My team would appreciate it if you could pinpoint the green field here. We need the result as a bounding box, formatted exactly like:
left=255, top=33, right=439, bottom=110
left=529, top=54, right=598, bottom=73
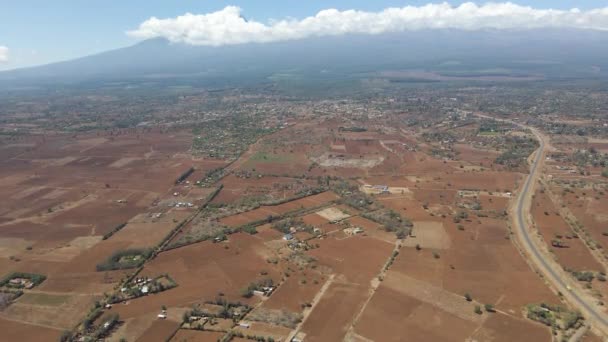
left=18, top=293, right=69, bottom=306
left=248, top=152, right=294, bottom=164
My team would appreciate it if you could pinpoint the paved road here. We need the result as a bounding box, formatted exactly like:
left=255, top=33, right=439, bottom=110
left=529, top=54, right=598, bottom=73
left=484, top=115, right=608, bottom=336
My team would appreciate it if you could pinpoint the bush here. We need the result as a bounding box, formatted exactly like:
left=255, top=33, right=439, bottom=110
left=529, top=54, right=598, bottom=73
left=474, top=305, right=482, bottom=315
left=484, top=304, right=495, bottom=312
left=572, top=271, right=594, bottom=282
left=241, top=225, right=258, bottom=235
left=464, top=293, right=472, bottom=301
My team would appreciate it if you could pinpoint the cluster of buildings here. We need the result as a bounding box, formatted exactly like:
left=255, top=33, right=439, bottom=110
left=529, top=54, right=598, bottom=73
left=7, top=277, right=35, bottom=289
left=119, top=277, right=154, bottom=298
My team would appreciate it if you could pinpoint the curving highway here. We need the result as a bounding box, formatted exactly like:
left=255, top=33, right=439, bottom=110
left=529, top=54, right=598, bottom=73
left=489, top=115, right=608, bottom=337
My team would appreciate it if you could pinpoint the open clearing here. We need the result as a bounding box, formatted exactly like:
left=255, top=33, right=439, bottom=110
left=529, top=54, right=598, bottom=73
left=402, top=221, right=451, bottom=250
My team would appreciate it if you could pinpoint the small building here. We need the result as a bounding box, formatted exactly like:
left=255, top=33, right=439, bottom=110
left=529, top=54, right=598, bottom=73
left=283, top=234, right=294, bottom=241
left=9, top=278, right=23, bottom=285
left=141, top=286, right=149, bottom=294
left=372, top=185, right=389, bottom=193
left=157, top=313, right=167, bottom=319
left=344, top=227, right=363, bottom=236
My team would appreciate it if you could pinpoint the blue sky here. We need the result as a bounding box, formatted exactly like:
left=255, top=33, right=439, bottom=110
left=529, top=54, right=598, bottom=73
left=1, top=1, right=607, bottom=70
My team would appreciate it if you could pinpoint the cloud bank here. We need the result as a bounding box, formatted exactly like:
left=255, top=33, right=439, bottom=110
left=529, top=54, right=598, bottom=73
left=128, top=2, right=608, bottom=46
left=0, top=46, right=8, bottom=63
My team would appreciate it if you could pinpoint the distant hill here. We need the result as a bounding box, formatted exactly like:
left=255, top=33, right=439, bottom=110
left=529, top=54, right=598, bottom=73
left=1, top=29, right=608, bottom=89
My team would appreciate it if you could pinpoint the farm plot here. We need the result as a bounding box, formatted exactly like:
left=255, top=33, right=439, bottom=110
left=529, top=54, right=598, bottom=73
left=306, top=234, right=393, bottom=285
left=299, top=282, right=369, bottom=342
left=353, top=284, right=478, bottom=342
left=262, top=268, right=326, bottom=313
left=0, top=317, right=62, bottom=341
left=135, top=319, right=180, bottom=342
left=107, top=233, right=282, bottom=320
left=392, top=216, right=561, bottom=314
left=402, top=221, right=451, bottom=250
left=532, top=191, right=602, bottom=272
left=219, top=192, right=339, bottom=228
left=3, top=292, right=99, bottom=330
left=170, top=329, right=225, bottom=342
left=315, top=207, right=350, bottom=222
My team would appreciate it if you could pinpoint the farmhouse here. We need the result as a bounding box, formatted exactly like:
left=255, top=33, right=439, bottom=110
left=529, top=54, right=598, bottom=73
left=372, top=185, right=389, bottom=193
left=344, top=227, right=364, bottom=236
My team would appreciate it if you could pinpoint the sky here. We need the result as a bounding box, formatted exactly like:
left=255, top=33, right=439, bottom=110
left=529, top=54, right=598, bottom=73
left=1, top=0, right=608, bottom=70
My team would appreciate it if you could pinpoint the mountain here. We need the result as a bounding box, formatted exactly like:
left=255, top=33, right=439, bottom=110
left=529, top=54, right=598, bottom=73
left=1, top=29, right=608, bottom=89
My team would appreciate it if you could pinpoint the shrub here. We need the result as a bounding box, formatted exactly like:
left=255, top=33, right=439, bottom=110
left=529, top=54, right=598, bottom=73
left=572, top=271, right=594, bottom=282
left=241, top=225, right=258, bottom=235
left=474, top=305, right=482, bottom=315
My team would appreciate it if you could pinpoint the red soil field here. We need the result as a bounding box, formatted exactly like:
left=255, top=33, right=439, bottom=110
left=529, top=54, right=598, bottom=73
left=262, top=269, right=326, bottom=313
left=532, top=191, right=602, bottom=272
left=170, top=329, right=225, bottom=342
left=454, top=143, right=500, bottom=166
left=300, top=282, right=368, bottom=342
left=560, top=188, right=608, bottom=250
left=393, top=216, right=561, bottom=314
left=306, top=235, right=393, bottom=285
left=135, top=319, right=180, bottom=342
left=354, top=285, right=480, bottom=342
left=219, top=192, right=339, bottom=227
left=472, top=314, right=551, bottom=342
left=0, top=317, right=63, bottom=341
left=109, top=233, right=281, bottom=319
left=212, top=175, right=315, bottom=204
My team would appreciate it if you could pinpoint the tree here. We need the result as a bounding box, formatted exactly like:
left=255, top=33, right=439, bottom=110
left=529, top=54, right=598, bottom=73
left=161, top=305, right=167, bottom=311
left=484, top=304, right=495, bottom=312
left=464, top=293, right=472, bottom=301
left=474, top=305, right=483, bottom=315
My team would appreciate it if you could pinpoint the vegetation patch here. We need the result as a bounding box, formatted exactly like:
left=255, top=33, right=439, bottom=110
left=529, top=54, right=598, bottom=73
left=526, top=303, right=583, bottom=338
left=0, top=272, right=46, bottom=289
left=240, top=278, right=275, bottom=298
left=249, top=152, right=294, bottom=164
left=362, top=209, right=413, bottom=239
left=246, top=307, right=303, bottom=329
left=107, top=274, right=177, bottom=303
left=96, top=248, right=152, bottom=271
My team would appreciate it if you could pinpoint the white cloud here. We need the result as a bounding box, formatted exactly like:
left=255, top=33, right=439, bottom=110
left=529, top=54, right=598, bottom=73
left=128, top=3, right=608, bottom=46
left=0, top=46, right=8, bottom=63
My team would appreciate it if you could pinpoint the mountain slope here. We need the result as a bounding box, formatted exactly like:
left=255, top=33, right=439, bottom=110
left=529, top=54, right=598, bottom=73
left=1, top=29, right=608, bottom=88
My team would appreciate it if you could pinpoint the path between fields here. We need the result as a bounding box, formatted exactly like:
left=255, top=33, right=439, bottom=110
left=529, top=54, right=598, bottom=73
left=475, top=113, right=608, bottom=337
left=285, top=274, right=335, bottom=342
